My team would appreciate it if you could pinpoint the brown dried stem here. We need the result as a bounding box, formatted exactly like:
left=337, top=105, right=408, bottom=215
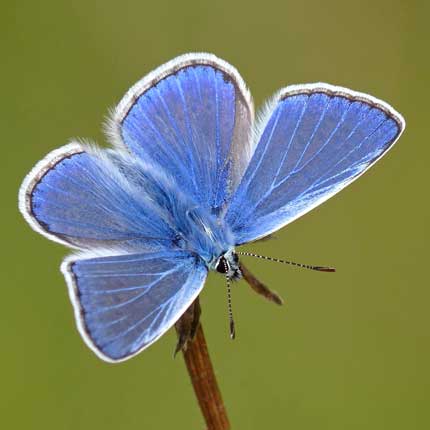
left=177, top=312, right=230, bottom=430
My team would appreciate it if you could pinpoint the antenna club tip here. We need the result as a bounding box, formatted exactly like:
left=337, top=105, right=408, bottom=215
left=229, top=322, right=236, bottom=339
left=315, top=266, right=336, bottom=272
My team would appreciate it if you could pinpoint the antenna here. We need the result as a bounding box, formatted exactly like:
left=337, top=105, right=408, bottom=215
left=223, top=259, right=236, bottom=339
left=238, top=251, right=335, bottom=272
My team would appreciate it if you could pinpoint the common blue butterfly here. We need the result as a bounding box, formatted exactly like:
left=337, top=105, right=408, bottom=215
left=19, top=53, right=405, bottom=362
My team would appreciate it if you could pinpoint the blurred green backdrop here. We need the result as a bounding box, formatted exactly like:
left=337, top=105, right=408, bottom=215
left=2, top=1, right=429, bottom=429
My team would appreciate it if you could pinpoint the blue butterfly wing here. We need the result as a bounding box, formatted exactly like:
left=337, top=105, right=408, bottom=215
left=19, top=143, right=177, bottom=250
left=225, top=84, right=405, bottom=244
left=109, top=53, right=254, bottom=213
left=62, top=250, right=207, bottom=362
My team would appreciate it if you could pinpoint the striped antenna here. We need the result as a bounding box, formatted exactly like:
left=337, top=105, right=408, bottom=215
left=223, top=259, right=236, bottom=339
left=238, top=251, right=335, bottom=273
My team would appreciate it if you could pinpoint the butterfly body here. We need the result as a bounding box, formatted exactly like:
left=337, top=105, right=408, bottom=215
left=83, top=146, right=236, bottom=266
left=19, top=53, right=404, bottom=362
left=164, top=202, right=234, bottom=269
left=116, top=155, right=244, bottom=279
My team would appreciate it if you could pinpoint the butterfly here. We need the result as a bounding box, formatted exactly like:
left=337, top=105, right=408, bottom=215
left=19, top=53, right=405, bottom=362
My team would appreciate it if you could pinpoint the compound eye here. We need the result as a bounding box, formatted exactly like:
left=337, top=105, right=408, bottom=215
left=215, top=256, right=228, bottom=274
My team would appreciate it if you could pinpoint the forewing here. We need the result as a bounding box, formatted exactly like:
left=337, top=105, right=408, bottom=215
left=62, top=250, right=207, bottom=362
left=108, top=53, right=254, bottom=213
left=225, top=84, right=405, bottom=244
left=19, top=143, right=176, bottom=250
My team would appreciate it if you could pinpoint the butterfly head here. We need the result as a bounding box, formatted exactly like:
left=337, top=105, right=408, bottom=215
left=214, top=249, right=242, bottom=280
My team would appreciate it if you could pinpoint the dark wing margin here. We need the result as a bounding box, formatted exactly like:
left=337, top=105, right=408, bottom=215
left=61, top=250, right=207, bottom=362
left=105, top=53, right=255, bottom=212
left=225, top=83, right=405, bottom=245
left=18, top=143, right=177, bottom=251
left=19, top=143, right=85, bottom=249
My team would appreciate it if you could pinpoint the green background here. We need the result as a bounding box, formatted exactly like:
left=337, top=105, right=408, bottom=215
left=3, top=1, right=429, bottom=429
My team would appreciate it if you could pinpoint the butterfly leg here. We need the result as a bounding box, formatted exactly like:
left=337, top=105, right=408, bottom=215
left=240, top=263, right=284, bottom=305
left=174, top=297, right=201, bottom=356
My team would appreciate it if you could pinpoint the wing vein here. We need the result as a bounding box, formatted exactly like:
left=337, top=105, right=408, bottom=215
left=272, top=95, right=311, bottom=186
left=287, top=116, right=390, bottom=204
left=91, top=266, right=182, bottom=313
left=288, top=100, right=354, bottom=179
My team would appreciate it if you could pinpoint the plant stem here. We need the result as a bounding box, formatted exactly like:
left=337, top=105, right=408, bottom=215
left=179, top=321, right=230, bottom=430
